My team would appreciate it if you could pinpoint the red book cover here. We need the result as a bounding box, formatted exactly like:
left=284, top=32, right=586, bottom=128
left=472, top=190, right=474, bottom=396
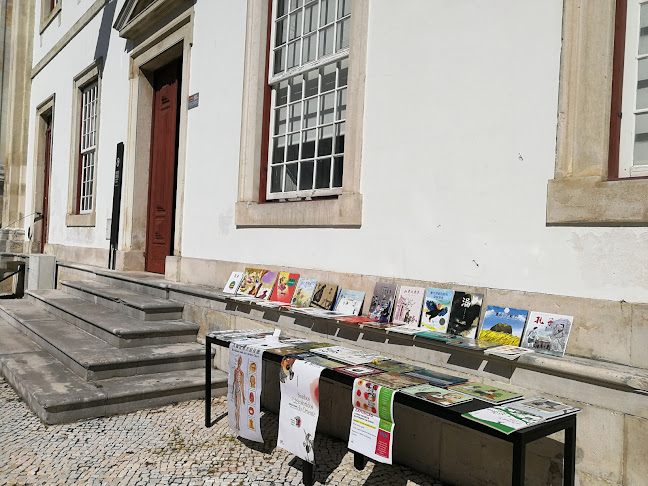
left=270, top=272, right=300, bottom=303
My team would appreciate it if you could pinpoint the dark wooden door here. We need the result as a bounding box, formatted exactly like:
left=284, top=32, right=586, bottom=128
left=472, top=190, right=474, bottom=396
left=146, top=60, right=181, bottom=274
left=41, top=116, right=52, bottom=254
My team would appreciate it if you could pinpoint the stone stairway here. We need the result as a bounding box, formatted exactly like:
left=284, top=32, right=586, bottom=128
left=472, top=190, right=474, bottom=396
left=0, top=278, right=227, bottom=424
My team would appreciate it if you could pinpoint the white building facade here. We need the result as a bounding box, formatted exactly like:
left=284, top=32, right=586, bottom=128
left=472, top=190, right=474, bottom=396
left=6, top=0, right=648, bottom=484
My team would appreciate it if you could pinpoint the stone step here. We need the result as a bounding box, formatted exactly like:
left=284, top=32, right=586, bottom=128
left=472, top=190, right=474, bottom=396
left=0, top=300, right=211, bottom=380
left=61, top=280, right=184, bottom=321
left=0, top=350, right=227, bottom=424
left=26, top=289, right=198, bottom=348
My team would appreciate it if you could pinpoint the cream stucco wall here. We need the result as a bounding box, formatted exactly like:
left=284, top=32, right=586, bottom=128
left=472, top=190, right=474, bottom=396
left=22, top=0, right=648, bottom=305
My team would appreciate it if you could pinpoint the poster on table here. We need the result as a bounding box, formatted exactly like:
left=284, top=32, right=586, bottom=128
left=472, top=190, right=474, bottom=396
left=228, top=343, right=264, bottom=442
left=347, top=378, right=396, bottom=464
left=277, top=358, right=324, bottom=463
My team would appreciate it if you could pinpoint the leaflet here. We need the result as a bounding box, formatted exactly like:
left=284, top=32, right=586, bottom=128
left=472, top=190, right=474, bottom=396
left=277, top=358, right=324, bottom=464
left=227, top=343, right=264, bottom=442
left=348, top=378, right=396, bottom=464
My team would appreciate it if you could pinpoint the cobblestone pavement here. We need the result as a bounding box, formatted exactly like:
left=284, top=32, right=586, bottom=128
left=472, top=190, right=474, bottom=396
left=0, top=378, right=446, bottom=486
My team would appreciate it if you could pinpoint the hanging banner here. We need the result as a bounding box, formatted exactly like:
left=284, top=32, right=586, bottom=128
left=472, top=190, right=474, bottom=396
left=348, top=378, right=396, bottom=464
left=228, top=343, right=264, bottom=442
left=277, top=358, right=324, bottom=464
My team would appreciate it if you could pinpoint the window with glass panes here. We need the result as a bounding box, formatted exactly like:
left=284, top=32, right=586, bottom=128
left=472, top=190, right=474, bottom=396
left=267, top=0, right=351, bottom=200
left=78, top=82, right=98, bottom=214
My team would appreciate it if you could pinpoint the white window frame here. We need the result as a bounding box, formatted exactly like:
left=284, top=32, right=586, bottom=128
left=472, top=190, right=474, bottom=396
left=67, top=61, right=101, bottom=227
left=266, top=0, right=351, bottom=201
left=79, top=82, right=98, bottom=214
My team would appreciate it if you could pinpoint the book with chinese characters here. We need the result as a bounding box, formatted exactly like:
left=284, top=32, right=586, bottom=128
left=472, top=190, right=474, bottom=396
left=520, top=312, right=573, bottom=357
left=392, top=286, right=425, bottom=326
left=255, top=270, right=278, bottom=300
left=290, top=278, right=318, bottom=307
left=421, top=288, right=454, bottom=332
left=237, top=268, right=264, bottom=296
left=310, top=283, right=339, bottom=310
left=334, top=289, right=365, bottom=316
left=448, top=382, right=523, bottom=404
left=400, top=384, right=473, bottom=407
left=223, top=271, right=244, bottom=295
left=478, top=306, right=529, bottom=347
left=447, top=291, right=484, bottom=339
left=270, top=272, right=300, bottom=303
left=367, top=282, right=398, bottom=323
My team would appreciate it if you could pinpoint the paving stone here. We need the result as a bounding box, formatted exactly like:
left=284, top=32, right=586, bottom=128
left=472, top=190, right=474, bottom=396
left=0, top=377, right=448, bottom=485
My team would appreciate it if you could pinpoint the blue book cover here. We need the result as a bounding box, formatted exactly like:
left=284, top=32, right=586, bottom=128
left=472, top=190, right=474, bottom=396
left=478, top=306, right=529, bottom=346
left=421, top=288, right=454, bottom=332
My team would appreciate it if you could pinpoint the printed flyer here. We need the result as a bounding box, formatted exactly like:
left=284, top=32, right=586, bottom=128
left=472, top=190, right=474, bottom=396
left=348, top=378, right=396, bottom=465
left=228, top=343, right=264, bottom=442
left=277, top=358, right=324, bottom=464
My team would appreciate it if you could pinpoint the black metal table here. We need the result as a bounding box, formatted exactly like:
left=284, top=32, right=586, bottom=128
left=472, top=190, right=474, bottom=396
left=205, top=334, right=576, bottom=486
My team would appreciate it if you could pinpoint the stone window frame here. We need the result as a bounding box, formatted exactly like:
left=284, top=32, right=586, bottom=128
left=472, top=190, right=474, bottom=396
left=547, top=0, right=648, bottom=225
left=40, top=0, right=61, bottom=34
left=66, top=60, right=101, bottom=228
left=235, top=0, right=368, bottom=227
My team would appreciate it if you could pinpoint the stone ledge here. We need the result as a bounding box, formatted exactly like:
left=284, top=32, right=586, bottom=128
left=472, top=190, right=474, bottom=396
left=547, top=177, right=648, bottom=225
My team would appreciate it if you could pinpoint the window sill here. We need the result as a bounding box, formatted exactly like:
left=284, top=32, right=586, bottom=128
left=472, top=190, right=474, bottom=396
left=40, top=4, right=61, bottom=34
left=66, top=212, right=96, bottom=228
left=547, top=177, right=648, bottom=225
left=235, top=193, right=362, bottom=227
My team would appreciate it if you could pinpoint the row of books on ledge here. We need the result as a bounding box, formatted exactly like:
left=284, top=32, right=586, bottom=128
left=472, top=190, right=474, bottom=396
left=208, top=328, right=580, bottom=435
left=222, top=268, right=574, bottom=359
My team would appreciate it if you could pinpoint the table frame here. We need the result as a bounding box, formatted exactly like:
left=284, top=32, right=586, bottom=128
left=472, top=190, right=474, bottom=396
left=205, top=335, right=576, bottom=486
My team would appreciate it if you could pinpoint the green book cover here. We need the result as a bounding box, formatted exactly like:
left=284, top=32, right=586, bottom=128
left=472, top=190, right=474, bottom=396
left=463, top=406, right=544, bottom=434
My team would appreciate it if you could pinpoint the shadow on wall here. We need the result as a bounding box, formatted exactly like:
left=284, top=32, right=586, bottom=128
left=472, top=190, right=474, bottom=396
left=94, top=0, right=118, bottom=66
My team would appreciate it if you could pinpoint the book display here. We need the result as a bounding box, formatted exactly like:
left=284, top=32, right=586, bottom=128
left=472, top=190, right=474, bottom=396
left=223, top=271, right=244, bottom=294
left=256, top=271, right=278, bottom=300
left=291, top=278, right=318, bottom=307
left=270, top=272, right=300, bottom=303
left=400, top=384, right=473, bottom=407
left=334, top=289, right=365, bottom=316
left=311, top=283, right=339, bottom=310
left=447, top=292, right=483, bottom=338
left=448, top=382, right=523, bottom=404
left=421, top=288, right=454, bottom=332
left=392, top=286, right=425, bottom=326
left=238, top=268, right=264, bottom=296
left=520, top=312, right=573, bottom=357
left=478, top=306, right=529, bottom=346
left=367, top=283, right=397, bottom=322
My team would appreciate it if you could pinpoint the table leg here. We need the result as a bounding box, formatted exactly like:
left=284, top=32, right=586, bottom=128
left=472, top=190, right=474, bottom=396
left=564, top=419, right=577, bottom=486
left=303, top=460, right=314, bottom=486
left=512, top=439, right=526, bottom=486
left=353, top=452, right=367, bottom=471
left=205, top=340, right=212, bottom=428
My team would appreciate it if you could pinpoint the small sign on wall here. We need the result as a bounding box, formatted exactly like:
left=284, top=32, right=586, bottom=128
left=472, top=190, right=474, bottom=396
left=188, top=93, right=199, bottom=110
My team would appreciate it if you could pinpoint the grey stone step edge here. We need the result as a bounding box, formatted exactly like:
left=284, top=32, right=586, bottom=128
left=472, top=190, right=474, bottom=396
left=61, top=280, right=183, bottom=321
left=57, top=261, right=648, bottom=393
left=0, top=351, right=227, bottom=425
left=26, top=290, right=198, bottom=348
left=0, top=302, right=212, bottom=381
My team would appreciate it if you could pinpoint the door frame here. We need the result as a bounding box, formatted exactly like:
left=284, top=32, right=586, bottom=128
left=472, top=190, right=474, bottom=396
left=30, top=95, right=56, bottom=254
left=119, top=11, right=193, bottom=272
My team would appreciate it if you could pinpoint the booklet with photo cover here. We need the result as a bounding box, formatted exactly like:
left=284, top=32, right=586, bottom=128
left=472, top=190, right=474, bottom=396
left=368, top=282, right=398, bottom=323
left=255, top=271, right=278, bottom=300
left=369, top=360, right=421, bottom=374
left=448, top=382, right=523, bottom=404
left=334, top=289, right=366, bottom=316
left=270, top=272, right=300, bottom=303
left=400, top=384, right=473, bottom=407
left=336, top=365, right=385, bottom=378
left=447, top=292, right=484, bottom=339
left=463, top=406, right=544, bottom=435
left=404, top=369, right=468, bottom=388
left=392, top=286, right=425, bottom=326
left=478, top=306, right=529, bottom=347
left=506, top=397, right=580, bottom=420
left=310, top=283, right=339, bottom=310
left=291, top=278, right=318, bottom=307
left=520, top=312, right=574, bottom=357
left=369, top=372, right=426, bottom=390
left=223, top=271, right=244, bottom=295
left=421, top=288, right=454, bottom=332
left=238, top=268, right=265, bottom=296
